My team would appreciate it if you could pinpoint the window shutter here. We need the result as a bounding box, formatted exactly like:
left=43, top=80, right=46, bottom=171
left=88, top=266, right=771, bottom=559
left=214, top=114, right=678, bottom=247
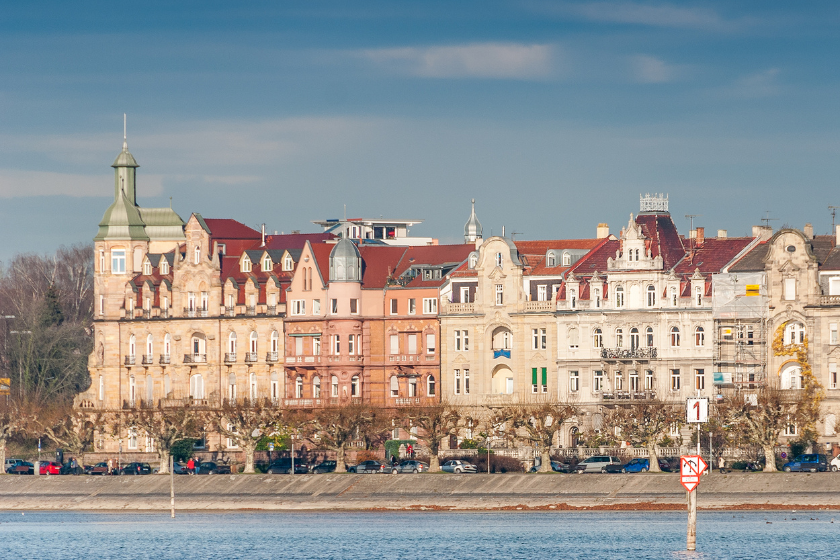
left=541, top=368, right=547, bottom=386
left=532, top=368, right=537, bottom=385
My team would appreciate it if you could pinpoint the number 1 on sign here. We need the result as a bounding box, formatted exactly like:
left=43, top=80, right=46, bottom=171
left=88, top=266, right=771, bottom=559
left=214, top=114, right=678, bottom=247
left=686, top=398, right=708, bottom=423
left=693, top=400, right=700, bottom=421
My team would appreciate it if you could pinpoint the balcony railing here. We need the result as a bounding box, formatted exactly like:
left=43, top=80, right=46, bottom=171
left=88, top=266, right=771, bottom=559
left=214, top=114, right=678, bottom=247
left=142, top=310, right=151, bottom=319
left=224, top=306, right=236, bottom=317
left=124, top=355, right=136, bottom=366
left=183, top=353, right=207, bottom=364
left=160, top=309, right=169, bottom=319
left=600, top=347, right=658, bottom=360
left=267, top=305, right=277, bottom=315
left=493, top=349, right=511, bottom=359
left=224, top=353, right=237, bottom=363
left=524, top=301, right=555, bottom=312
left=821, top=295, right=840, bottom=306
left=159, top=354, right=171, bottom=365
left=441, top=303, right=475, bottom=315
left=601, top=390, right=657, bottom=401
left=266, top=352, right=279, bottom=362
left=246, top=306, right=256, bottom=316
left=244, top=352, right=258, bottom=363
left=184, top=308, right=196, bottom=318
left=141, top=354, right=155, bottom=365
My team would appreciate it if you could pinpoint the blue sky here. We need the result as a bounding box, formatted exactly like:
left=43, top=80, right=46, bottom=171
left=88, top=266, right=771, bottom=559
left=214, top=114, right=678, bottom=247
left=1, top=1, right=839, bottom=260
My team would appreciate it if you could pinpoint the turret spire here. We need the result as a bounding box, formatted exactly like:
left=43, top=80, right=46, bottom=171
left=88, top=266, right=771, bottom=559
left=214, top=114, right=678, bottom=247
left=464, top=198, right=483, bottom=243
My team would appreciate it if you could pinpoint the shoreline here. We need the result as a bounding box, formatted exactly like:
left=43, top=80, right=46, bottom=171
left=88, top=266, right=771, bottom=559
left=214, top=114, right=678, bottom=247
left=2, top=472, right=839, bottom=512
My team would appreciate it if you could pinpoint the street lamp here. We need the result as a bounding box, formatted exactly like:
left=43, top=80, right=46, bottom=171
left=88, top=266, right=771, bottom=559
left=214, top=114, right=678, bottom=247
left=290, top=433, right=297, bottom=476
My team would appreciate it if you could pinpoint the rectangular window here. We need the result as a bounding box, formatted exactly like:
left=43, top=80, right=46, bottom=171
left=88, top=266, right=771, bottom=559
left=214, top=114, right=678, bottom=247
left=541, top=367, right=547, bottom=392
left=593, top=370, right=603, bottom=392
left=350, top=299, right=358, bottom=314
left=348, top=335, right=355, bottom=355
left=671, top=369, right=681, bottom=391
left=537, top=285, right=547, bottom=301
left=99, top=250, right=105, bottom=272
left=830, top=363, right=837, bottom=390
left=831, top=323, right=838, bottom=345
left=408, top=298, right=416, bottom=314
left=463, top=330, right=469, bottom=351
left=614, top=371, right=623, bottom=391
left=532, top=329, right=539, bottom=350
left=495, top=284, right=504, bottom=305
left=295, top=337, right=304, bottom=356
left=313, top=336, right=321, bottom=355
left=629, top=370, right=639, bottom=391
left=333, top=335, right=340, bottom=355
left=312, top=299, right=321, bottom=315
left=291, top=300, right=306, bottom=316
left=784, top=278, right=796, bottom=301
left=426, top=333, right=435, bottom=354
left=99, top=295, right=105, bottom=316
left=390, top=334, right=399, bottom=355
left=111, top=249, right=126, bottom=273
left=831, top=277, right=840, bottom=296
left=422, top=298, right=438, bottom=314
left=569, top=371, right=579, bottom=392
left=454, top=370, right=461, bottom=395
left=390, top=299, right=398, bottom=315
left=330, top=299, right=338, bottom=314
left=532, top=368, right=538, bottom=393
left=408, top=378, right=417, bottom=397
left=464, top=370, right=470, bottom=395
left=695, top=369, right=705, bottom=390
left=645, top=370, right=654, bottom=390
left=460, top=287, right=470, bottom=303
left=407, top=334, right=417, bottom=354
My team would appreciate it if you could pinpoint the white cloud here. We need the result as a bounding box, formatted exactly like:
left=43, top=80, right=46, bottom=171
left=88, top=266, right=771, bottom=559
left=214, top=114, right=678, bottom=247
left=360, top=43, right=555, bottom=79
left=560, top=1, right=726, bottom=29
left=0, top=170, right=164, bottom=198
left=630, top=55, right=680, bottom=83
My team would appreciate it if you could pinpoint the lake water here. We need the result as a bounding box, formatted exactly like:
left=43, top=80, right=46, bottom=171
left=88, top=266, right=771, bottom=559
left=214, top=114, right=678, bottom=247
left=0, top=510, right=836, bottom=559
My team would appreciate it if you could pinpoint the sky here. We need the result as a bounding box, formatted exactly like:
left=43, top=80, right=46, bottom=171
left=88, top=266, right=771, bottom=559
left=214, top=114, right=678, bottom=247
left=1, top=1, right=839, bottom=261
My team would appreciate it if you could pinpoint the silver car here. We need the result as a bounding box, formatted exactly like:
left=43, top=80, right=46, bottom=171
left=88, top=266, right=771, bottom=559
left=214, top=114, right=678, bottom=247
left=441, top=460, right=477, bottom=474
left=574, top=456, right=622, bottom=473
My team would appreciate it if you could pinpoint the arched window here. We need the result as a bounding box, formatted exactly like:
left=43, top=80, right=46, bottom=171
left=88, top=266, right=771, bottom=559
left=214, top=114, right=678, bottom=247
left=271, top=331, right=280, bottom=357
left=129, top=374, right=136, bottom=403
left=249, top=372, right=257, bottom=400
left=630, top=328, right=639, bottom=350
left=295, top=376, right=303, bottom=398
left=194, top=245, right=201, bottom=265
left=270, top=371, right=279, bottom=401
left=128, top=334, right=136, bottom=357
left=228, top=332, right=237, bottom=355
left=331, top=375, right=339, bottom=397
left=694, top=326, right=705, bottom=347
left=146, top=334, right=153, bottom=358
left=228, top=372, right=237, bottom=400
left=646, top=285, right=656, bottom=307
left=593, top=328, right=603, bottom=348
left=781, top=365, right=801, bottom=390
left=670, top=326, right=681, bottom=347
left=143, top=260, right=152, bottom=275
left=351, top=375, right=360, bottom=397
left=615, top=328, right=624, bottom=348
left=190, top=374, right=204, bottom=399
left=263, top=255, right=272, bottom=271
left=547, top=253, right=556, bottom=267
left=614, top=285, right=624, bottom=308
left=562, top=252, right=571, bottom=266
left=469, top=254, right=477, bottom=268
left=249, top=331, right=258, bottom=354
left=427, top=375, right=436, bottom=396
left=241, top=255, right=251, bottom=273
left=646, top=327, right=654, bottom=347
left=313, top=376, right=321, bottom=398
left=390, top=375, right=399, bottom=397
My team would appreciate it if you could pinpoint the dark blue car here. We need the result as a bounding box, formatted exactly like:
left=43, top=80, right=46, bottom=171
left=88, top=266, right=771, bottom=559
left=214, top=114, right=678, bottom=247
left=605, top=457, right=672, bottom=473
left=782, top=454, right=828, bottom=473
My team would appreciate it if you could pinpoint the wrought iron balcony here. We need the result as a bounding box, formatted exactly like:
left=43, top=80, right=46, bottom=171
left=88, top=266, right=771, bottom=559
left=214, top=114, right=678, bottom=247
left=225, top=306, right=236, bottom=317
left=246, top=306, right=256, bottom=316
left=124, top=355, right=136, bottom=366
left=244, top=352, right=258, bottom=363
left=266, top=352, right=279, bottom=363
left=159, top=354, right=171, bottom=364
left=141, top=354, right=155, bottom=365
left=183, top=308, right=197, bottom=318
left=184, top=353, right=207, bottom=364
left=267, top=305, right=277, bottom=315
left=224, top=353, right=237, bottom=363
left=600, top=347, right=658, bottom=360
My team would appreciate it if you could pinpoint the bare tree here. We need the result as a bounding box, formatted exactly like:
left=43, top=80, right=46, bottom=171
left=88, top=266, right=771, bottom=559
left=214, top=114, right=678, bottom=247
left=358, top=405, right=395, bottom=452
left=209, top=398, right=284, bottom=473
left=719, top=387, right=795, bottom=472
left=310, top=403, right=372, bottom=472
left=0, top=398, right=30, bottom=474
left=37, top=405, right=106, bottom=456
left=121, top=405, right=200, bottom=474
left=603, top=399, right=682, bottom=472
left=509, top=400, right=578, bottom=472
left=402, top=403, right=462, bottom=471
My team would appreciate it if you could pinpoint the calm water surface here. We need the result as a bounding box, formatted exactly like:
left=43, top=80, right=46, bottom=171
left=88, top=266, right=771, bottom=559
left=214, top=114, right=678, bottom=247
left=0, top=510, right=837, bottom=559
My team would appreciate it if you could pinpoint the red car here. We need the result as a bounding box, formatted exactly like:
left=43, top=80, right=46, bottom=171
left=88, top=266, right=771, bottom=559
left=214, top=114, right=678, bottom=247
left=39, top=461, right=62, bottom=475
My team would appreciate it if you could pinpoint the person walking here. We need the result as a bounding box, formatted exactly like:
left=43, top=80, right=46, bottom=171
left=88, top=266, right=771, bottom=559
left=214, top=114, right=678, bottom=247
left=108, top=458, right=113, bottom=475
left=187, top=457, right=195, bottom=475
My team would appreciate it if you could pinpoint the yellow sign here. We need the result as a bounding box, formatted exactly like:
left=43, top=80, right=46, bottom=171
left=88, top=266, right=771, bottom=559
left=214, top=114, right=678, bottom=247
left=745, top=284, right=760, bottom=296
left=0, top=377, right=9, bottom=395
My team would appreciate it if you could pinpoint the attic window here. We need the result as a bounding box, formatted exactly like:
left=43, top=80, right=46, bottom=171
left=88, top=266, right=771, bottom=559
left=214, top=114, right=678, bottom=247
left=241, top=256, right=252, bottom=273
left=547, top=253, right=556, bottom=267
left=284, top=255, right=293, bottom=271
left=143, top=260, right=152, bottom=276
left=194, top=245, right=201, bottom=265
left=160, top=259, right=169, bottom=275
left=469, top=254, right=477, bottom=269
left=562, top=252, right=571, bottom=266
left=263, top=256, right=272, bottom=271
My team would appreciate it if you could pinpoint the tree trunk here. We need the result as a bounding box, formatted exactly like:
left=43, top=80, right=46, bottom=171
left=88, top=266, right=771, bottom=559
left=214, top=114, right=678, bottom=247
left=762, top=444, right=777, bottom=472
left=335, top=445, right=346, bottom=473
left=0, top=438, right=6, bottom=474
left=539, top=448, right=552, bottom=472
left=429, top=453, right=440, bottom=472
left=157, top=449, right=170, bottom=474
left=244, top=441, right=256, bottom=473
left=647, top=443, right=661, bottom=472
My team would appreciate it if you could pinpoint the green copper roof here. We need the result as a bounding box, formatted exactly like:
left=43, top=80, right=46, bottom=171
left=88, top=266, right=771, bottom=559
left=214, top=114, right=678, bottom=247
left=112, top=142, right=139, bottom=168
left=139, top=207, right=186, bottom=241
left=94, top=190, right=149, bottom=241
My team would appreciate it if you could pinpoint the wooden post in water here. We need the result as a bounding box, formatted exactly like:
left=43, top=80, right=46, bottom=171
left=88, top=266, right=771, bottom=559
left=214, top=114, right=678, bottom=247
left=170, top=454, right=175, bottom=519
left=687, top=488, right=697, bottom=550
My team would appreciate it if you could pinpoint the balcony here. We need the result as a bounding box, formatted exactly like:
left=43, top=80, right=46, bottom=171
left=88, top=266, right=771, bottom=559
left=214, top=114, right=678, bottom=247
left=124, top=355, right=136, bottom=366
left=183, top=353, right=207, bottom=364
left=267, top=305, right=277, bottom=315
left=524, top=301, right=555, bottom=312
left=266, top=352, right=279, bottom=363
left=141, top=354, right=155, bottom=365
left=183, top=308, right=196, bottom=318
left=224, top=306, right=236, bottom=317
left=142, top=310, right=151, bottom=319
left=394, top=397, right=422, bottom=406
left=601, top=390, right=657, bottom=401
left=821, top=295, right=840, bottom=306
left=224, top=353, right=237, bottom=363
left=159, top=354, right=171, bottom=365
left=160, top=309, right=169, bottom=319
left=600, top=347, right=657, bottom=360
left=441, top=303, right=475, bottom=315
left=284, top=398, right=323, bottom=408
left=244, top=352, right=258, bottom=363
left=246, top=306, right=256, bottom=316
left=493, top=349, right=511, bottom=359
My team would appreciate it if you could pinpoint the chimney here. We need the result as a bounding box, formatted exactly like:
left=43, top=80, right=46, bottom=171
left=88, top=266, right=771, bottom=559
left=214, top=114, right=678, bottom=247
left=696, top=227, right=705, bottom=246
left=804, top=223, right=814, bottom=239
left=752, top=225, right=772, bottom=241
left=596, top=223, right=609, bottom=239
left=260, top=223, right=266, bottom=247
left=836, top=224, right=840, bottom=247
left=689, top=229, right=696, bottom=239
left=717, top=229, right=727, bottom=238
left=502, top=225, right=506, bottom=238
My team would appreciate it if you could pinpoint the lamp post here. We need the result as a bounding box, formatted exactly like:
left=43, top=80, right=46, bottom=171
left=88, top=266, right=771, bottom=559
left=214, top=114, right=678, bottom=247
left=290, top=434, right=297, bottom=476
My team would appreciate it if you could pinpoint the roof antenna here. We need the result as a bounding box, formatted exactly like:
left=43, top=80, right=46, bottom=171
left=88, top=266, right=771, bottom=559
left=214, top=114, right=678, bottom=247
left=169, top=196, right=172, bottom=209
left=829, top=205, right=839, bottom=232
left=123, top=113, right=128, bottom=150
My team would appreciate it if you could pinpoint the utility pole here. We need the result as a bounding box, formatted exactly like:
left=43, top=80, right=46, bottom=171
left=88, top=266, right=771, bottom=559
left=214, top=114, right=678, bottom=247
left=829, top=206, right=839, bottom=232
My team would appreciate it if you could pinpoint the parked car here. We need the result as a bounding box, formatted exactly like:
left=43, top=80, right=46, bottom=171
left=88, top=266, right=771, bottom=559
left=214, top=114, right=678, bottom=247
left=529, top=461, right=572, bottom=473
left=120, top=462, right=152, bottom=475
left=4, top=458, right=20, bottom=472
left=195, top=461, right=232, bottom=475
left=830, top=455, right=840, bottom=472
left=605, top=458, right=671, bottom=473
left=347, top=460, right=387, bottom=474
left=8, top=461, right=34, bottom=475
left=440, top=460, right=477, bottom=474
left=85, top=462, right=111, bottom=475
left=391, top=460, right=429, bottom=474
left=266, top=458, right=308, bottom=474
left=782, top=454, right=828, bottom=473
left=574, top=456, right=622, bottom=473
left=172, top=461, right=189, bottom=474
left=39, top=461, right=62, bottom=475
left=310, top=460, right=337, bottom=474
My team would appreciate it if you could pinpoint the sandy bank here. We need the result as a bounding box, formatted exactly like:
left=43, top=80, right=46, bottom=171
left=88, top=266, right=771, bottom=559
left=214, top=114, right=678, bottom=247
left=1, top=472, right=838, bottom=511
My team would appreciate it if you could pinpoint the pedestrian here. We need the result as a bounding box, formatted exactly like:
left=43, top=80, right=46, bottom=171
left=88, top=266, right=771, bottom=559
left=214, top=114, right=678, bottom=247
left=187, top=457, right=194, bottom=475
left=108, top=458, right=113, bottom=475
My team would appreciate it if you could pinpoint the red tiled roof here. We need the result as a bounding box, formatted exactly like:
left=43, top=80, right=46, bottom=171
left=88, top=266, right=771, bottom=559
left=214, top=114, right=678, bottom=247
left=358, top=246, right=407, bottom=288
left=392, top=244, right=474, bottom=277
left=672, top=238, right=755, bottom=275
left=203, top=219, right=261, bottom=240
left=262, top=232, right=335, bottom=251
left=635, top=214, right=685, bottom=269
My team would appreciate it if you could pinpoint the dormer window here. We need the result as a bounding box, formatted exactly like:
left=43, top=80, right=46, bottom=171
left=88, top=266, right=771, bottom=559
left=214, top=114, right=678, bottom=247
left=469, top=254, right=477, bottom=269
left=562, top=252, right=571, bottom=266
left=241, top=256, right=251, bottom=273
left=263, top=256, right=272, bottom=271
left=194, top=245, right=201, bottom=265
left=284, top=255, right=293, bottom=271
left=143, top=260, right=152, bottom=276
left=547, top=253, right=556, bottom=267
left=160, top=259, right=169, bottom=275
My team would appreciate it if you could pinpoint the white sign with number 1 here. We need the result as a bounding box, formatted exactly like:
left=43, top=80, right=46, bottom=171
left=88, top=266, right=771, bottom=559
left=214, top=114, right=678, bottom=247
left=686, top=397, right=708, bottom=423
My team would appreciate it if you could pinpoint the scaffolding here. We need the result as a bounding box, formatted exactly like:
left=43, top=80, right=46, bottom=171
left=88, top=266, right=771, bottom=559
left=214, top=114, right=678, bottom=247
left=712, top=272, right=768, bottom=389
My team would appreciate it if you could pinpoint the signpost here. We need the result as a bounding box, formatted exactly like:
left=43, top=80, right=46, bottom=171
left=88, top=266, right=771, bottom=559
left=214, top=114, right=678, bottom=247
left=683, top=397, right=710, bottom=551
